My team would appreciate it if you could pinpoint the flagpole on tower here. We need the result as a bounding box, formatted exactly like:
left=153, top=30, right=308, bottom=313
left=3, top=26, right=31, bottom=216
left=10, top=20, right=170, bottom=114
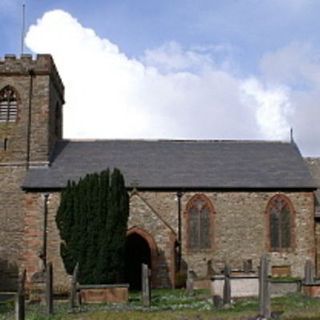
left=21, top=3, right=26, bottom=54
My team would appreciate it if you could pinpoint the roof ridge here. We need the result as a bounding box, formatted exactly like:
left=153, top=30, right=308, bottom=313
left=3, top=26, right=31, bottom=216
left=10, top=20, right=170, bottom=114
left=61, top=138, right=290, bottom=144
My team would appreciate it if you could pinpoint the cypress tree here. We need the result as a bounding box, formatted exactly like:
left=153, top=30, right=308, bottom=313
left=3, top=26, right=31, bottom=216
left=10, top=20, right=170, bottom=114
left=56, top=169, right=129, bottom=284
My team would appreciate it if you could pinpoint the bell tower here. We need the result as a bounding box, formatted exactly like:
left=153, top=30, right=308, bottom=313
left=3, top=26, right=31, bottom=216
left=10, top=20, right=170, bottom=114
left=0, top=54, right=64, bottom=290
left=0, top=54, right=64, bottom=166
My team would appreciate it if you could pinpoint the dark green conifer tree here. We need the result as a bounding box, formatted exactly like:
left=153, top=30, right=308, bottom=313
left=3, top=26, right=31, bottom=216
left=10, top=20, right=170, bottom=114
left=56, top=169, right=129, bottom=284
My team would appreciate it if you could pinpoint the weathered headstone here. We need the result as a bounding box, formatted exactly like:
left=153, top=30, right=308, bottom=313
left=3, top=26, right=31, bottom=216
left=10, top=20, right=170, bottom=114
left=223, top=263, right=231, bottom=305
left=186, top=269, right=194, bottom=295
left=141, top=263, right=151, bottom=307
left=46, top=262, right=53, bottom=315
left=212, top=294, right=223, bottom=308
left=259, top=254, right=271, bottom=319
left=243, top=259, right=252, bottom=273
left=304, top=259, right=315, bottom=285
left=15, top=269, right=26, bottom=320
left=70, top=263, right=79, bottom=311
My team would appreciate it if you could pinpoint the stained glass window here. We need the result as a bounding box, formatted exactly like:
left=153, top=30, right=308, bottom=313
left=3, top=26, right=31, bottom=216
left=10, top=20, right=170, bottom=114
left=0, top=86, right=18, bottom=123
left=187, top=195, right=213, bottom=250
left=268, top=195, right=293, bottom=251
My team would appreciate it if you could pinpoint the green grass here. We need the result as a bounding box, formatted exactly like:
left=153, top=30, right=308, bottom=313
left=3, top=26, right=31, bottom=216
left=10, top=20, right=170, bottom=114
left=1, top=290, right=320, bottom=319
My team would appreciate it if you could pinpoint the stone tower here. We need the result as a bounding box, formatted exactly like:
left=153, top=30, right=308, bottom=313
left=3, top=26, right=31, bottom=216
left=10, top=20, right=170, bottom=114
left=0, top=54, right=64, bottom=289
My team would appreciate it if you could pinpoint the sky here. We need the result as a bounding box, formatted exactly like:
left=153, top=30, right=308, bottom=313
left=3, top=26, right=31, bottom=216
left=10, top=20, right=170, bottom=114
left=0, top=0, right=320, bottom=156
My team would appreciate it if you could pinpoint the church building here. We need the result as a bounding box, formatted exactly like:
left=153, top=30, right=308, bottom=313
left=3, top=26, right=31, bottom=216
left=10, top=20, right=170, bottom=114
left=0, top=54, right=319, bottom=291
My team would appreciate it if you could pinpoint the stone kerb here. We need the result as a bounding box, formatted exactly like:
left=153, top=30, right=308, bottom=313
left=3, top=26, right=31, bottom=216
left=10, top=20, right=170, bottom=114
left=78, top=284, right=129, bottom=304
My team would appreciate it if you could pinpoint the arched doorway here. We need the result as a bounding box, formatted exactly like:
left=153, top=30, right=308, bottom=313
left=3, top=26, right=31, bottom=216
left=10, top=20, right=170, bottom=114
left=125, top=233, right=151, bottom=290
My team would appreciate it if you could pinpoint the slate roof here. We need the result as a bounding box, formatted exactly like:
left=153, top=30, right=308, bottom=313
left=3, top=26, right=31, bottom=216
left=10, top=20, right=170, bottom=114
left=22, top=139, right=316, bottom=190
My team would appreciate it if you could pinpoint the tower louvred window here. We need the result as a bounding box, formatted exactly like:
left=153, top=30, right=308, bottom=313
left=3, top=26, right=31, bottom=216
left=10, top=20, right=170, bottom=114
left=0, top=86, right=18, bottom=123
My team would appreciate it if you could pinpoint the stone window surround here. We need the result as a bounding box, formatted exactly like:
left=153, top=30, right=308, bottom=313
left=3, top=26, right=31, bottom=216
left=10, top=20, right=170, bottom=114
left=265, top=194, right=296, bottom=253
left=184, top=193, right=216, bottom=252
left=0, top=85, right=19, bottom=123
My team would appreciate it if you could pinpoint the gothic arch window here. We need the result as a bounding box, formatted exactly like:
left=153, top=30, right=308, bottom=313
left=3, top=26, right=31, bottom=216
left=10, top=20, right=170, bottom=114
left=266, top=194, right=294, bottom=251
left=186, top=194, right=215, bottom=250
left=0, top=86, right=18, bottom=123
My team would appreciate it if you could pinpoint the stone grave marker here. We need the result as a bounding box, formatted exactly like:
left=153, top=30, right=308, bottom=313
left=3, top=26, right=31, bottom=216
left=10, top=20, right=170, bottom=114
left=15, top=269, right=26, bottom=320
left=142, top=263, right=151, bottom=307
left=46, top=262, right=53, bottom=315
left=186, top=269, right=194, bottom=295
left=304, top=259, right=315, bottom=285
left=259, top=254, right=271, bottom=319
left=70, top=263, right=79, bottom=311
left=223, top=263, right=231, bottom=305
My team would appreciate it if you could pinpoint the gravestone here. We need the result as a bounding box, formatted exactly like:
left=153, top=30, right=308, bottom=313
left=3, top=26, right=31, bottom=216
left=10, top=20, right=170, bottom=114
left=15, top=269, right=26, bottom=320
left=223, top=263, right=231, bottom=305
left=243, top=259, right=252, bottom=273
left=45, top=263, right=53, bottom=315
left=186, top=269, right=194, bottom=295
left=141, top=263, right=151, bottom=307
left=304, top=259, right=315, bottom=285
left=259, top=254, right=271, bottom=319
left=70, top=263, right=79, bottom=311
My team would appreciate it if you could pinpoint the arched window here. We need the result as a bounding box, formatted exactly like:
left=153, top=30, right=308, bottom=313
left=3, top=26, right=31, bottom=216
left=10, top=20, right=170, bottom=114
left=267, top=195, right=294, bottom=251
left=0, top=86, right=18, bottom=123
left=186, top=194, right=214, bottom=250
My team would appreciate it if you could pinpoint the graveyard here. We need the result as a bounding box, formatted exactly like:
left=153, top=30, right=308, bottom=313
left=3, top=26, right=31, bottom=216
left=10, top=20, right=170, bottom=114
left=1, top=288, right=320, bottom=320
left=1, top=256, right=320, bottom=320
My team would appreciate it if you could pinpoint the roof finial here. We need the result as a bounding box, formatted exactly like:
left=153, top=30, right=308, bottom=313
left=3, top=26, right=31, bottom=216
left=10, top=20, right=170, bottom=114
left=290, top=127, right=294, bottom=143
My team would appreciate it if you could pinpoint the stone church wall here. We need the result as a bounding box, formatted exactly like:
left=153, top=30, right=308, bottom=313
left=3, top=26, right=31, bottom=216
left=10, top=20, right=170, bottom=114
left=0, top=55, right=64, bottom=290
left=21, top=189, right=315, bottom=292
left=0, top=166, right=26, bottom=290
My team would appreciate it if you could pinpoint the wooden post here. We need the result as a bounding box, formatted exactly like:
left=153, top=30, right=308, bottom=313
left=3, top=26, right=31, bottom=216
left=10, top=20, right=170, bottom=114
left=46, top=262, right=53, bottom=315
left=259, top=255, right=271, bottom=319
left=70, top=263, right=79, bottom=311
left=141, top=263, right=151, bottom=307
left=15, top=269, right=26, bottom=320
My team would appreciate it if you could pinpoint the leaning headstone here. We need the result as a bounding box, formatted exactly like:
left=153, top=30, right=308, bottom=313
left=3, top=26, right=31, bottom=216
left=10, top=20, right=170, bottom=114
left=70, top=263, right=79, bottom=311
left=15, top=269, right=26, bottom=320
left=223, top=263, right=231, bottom=305
left=186, top=269, right=194, bottom=295
left=259, top=254, right=271, bottom=319
left=46, top=262, right=53, bottom=315
left=304, top=259, right=315, bottom=285
left=141, top=263, right=151, bottom=307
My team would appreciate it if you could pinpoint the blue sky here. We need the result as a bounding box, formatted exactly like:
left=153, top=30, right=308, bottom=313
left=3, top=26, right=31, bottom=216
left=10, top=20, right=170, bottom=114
left=1, top=0, right=320, bottom=155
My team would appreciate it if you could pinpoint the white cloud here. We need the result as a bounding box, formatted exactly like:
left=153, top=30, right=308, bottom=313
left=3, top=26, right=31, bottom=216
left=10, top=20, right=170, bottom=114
left=259, top=43, right=320, bottom=155
left=25, top=10, right=319, bottom=155
left=240, top=79, right=292, bottom=140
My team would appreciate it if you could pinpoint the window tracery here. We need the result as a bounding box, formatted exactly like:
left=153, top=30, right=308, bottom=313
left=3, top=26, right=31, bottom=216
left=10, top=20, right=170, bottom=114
left=267, top=195, right=293, bottom=251
left=186, top=194, right=214, bottom=250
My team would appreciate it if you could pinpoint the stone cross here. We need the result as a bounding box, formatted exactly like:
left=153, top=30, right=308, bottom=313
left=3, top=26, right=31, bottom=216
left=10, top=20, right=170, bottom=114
left=141, top=263, right=151, bottom=307
left=46, top=262, right=53, bottom=315
left=304, top=259, right=315, bottom=285
left=70, top=263, right=79, bottom=311
left=15, top=269, right=26, bottom=320
left=258, top=254, right=271, bottom=319
left=223, top=263, right=231, bottom=305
